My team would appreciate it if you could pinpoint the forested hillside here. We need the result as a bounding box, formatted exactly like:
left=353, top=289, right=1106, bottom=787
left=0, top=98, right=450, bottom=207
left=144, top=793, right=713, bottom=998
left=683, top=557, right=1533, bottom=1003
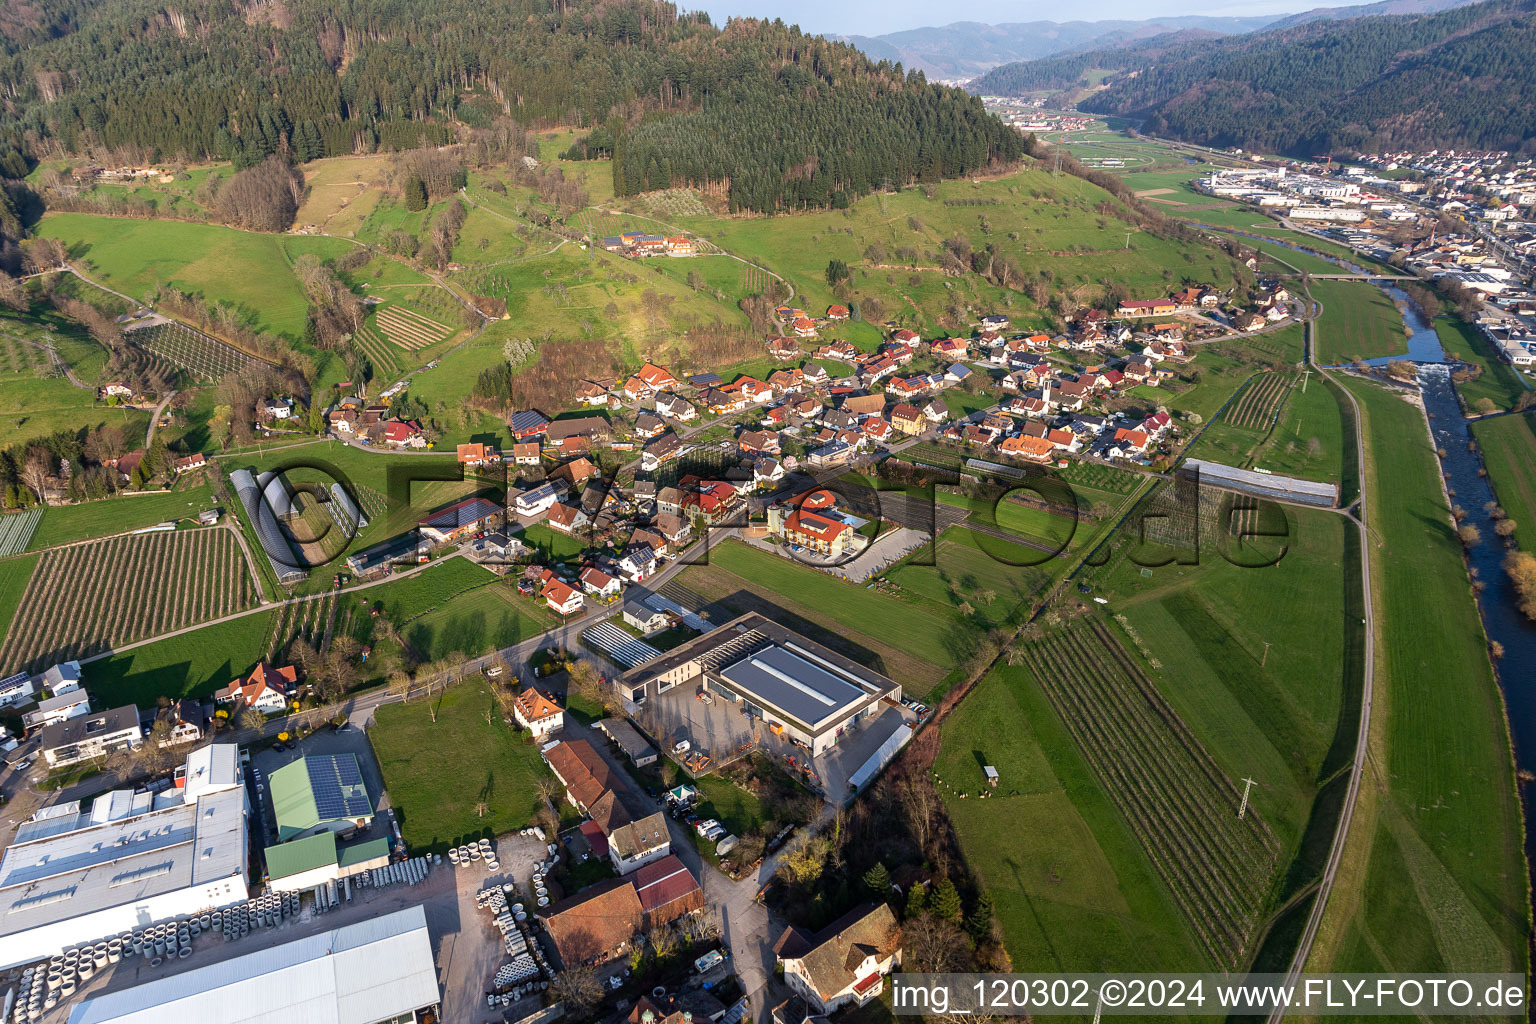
left=975, top=0, right=1536, bottom=156
left=0, top=0, right=1021, bottom=213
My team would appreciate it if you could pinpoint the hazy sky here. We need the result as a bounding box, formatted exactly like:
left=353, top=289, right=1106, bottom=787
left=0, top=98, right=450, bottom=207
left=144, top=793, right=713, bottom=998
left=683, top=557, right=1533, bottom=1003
left=688, top=0, right=1378, bottom=36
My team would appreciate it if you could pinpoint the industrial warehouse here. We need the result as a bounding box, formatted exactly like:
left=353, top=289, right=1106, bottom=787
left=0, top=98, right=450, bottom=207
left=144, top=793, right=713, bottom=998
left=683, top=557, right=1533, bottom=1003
left=0, top=783, right=248, bottom=971
left=618, top=614, right=902, bottom=756
left=66, top=906, right=440, bottom=1024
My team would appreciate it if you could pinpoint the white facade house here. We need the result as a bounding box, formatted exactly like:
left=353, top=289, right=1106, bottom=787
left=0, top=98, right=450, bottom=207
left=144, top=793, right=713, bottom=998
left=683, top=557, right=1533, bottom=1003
left=608, top=811, right=671, bottom=876
left=41, top=660, right=83, bottom=694
left=38, top=704, right=141, bottom=768
left=0, top=672, right=36, bottom=709
left=22, top=689, right=91, bottom=730
left=0, top=785, right=248, bottom=970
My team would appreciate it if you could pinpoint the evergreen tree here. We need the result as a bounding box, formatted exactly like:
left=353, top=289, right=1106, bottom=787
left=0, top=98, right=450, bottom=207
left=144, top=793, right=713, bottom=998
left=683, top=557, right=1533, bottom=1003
left=825, top=259, right=850, bottom=288
left=405, top=176, right=428, bottom=212
left=966, top=891, right=995, bottom=942
left=903, top=884, right=926, bottom=920
left=930, top=878, right=962, bottom=922
left=862, top=862, right=891, bottom=901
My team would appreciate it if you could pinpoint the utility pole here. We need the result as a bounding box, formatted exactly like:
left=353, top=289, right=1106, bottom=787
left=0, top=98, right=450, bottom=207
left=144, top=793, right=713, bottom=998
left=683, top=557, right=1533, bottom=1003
left=1239, top=777, right=1257, bottom=820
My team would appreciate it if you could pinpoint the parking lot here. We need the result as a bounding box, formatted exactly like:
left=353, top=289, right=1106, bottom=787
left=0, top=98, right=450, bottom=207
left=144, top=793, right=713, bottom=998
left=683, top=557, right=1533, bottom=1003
left=29, top=827, right=555, bottom=1024
left=636, top=684, right=916, bottom=800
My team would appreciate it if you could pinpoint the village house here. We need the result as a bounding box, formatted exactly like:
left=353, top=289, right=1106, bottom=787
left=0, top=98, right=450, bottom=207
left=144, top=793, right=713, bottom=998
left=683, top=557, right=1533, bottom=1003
left=99, top=382, right=134, bottom=400
left=754, top=457, right=785, bottom=488
left=801, top=363, right=829, bottom=387
left=549, top=457, right=599, bottom=490
left=575, top=380, right=611, bottom=406
left=767, top=336, right=800, bottom=361
left=791, top=317, right=817, bottom=339
left=889, top=403, right=925, bottom=435
left=380, top=420, right=425, bottom=448
left=547, top=502, right=591, bottom=536
left=327, top=409, right=357, bottom=434
left=655, top=393, right=696, bottom=421
left=703, top=389, right=747, bottom=416
left=826, top=304, right=850, bottom=321
left=774, top=904, right=901, bottom=1015
left=216, top=663, right=296, bottom=713
left=154, top=699, right=208, bottom=746
left=738, top=429, right=781, bottom=456
left=767, top=368, right=805, bottom=395
left=542, top=575, right=585, bottom=616
left=39, top=705, right=142, bottom=769
left=513, top=442, right=542, bottom=466
left=579, top=565, right=623, bottom=599
left=546, top=416, right=612, bottom=450
left=618, top=543, right=659, bottom=582
left=456, top=442, right=499, bottom=467
left=514, top=481, right=567, bottom=519
left=173, top=453, right=207, bottom=474
left=1111, top=427, right=1150, bottom=458
left=512, top=688, right=565, bottom=738
left=1117, top=298, right=1177, bottom=317
left=891, top=328, right=921, bottom=346
left=634, top=412, right=667, bottom=440
left=998, top=435, right=1056, bottom=463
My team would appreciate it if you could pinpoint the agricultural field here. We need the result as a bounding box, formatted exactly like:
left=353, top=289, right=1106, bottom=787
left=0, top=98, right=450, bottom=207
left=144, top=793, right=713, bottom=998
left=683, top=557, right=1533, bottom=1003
left=939, top=662, right=1208, bottom=972
left=0, top=527, right=257, bottom=675
left=1226, top=371, right=1295, bottom=430
left=1247, top=372, right=1347, bottom=483
left=26, top=483, right=216, bottom=550
left=1009, top=622, right=1283, bottom=969
left=0, top=376, right=149, bottom=449
left=1309, top=379, right=1526, bottom=978
left=35, top=214, right=354, bottom=342
left=0, top=553, right=41, bottom=644
left=126, top=321, right=254, bottom=382
left=370, top=682, right=554, bottom=852
left=1308, top=280, right=1408, bottom=364
left=883, top=526, right=1049, bottom=628
left=933, top=490, right=1086, bottom=554
left=401, top=584, right=556, bottom=664
left=294, top=154, right=396, bottom=236
left=0, top=509, right=43, bottom=556
left=1471, top=412, right=1536, bottom=552
left=375, top=304, right=452, bottom=351
left=660, top=169, right=1246, bottom=334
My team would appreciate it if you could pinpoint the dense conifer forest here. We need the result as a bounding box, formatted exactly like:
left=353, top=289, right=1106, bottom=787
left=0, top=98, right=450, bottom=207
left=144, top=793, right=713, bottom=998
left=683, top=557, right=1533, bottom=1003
left=0, top=0, right=1022, bottom=213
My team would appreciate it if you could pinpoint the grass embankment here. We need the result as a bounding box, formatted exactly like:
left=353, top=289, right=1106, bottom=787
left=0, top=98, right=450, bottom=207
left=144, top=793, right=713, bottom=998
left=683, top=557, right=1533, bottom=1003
left=1472, top=412, right=1536, bottom=551
left=369, top=682, right=553, bottom=852
left=1439, top=317, right=1529, bottom=414
left=1308, top=280, right=1407, bottom=364
left=1309, top=378, right=1528, bottom=978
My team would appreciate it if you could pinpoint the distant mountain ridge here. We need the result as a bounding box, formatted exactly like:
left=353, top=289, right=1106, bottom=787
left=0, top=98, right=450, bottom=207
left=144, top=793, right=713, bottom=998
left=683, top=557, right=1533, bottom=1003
left=837, top=16, right=1278, bottom=78
left=972, top=0, right=1536, bottom=156
left=838, top=15, right=1280, bottom=79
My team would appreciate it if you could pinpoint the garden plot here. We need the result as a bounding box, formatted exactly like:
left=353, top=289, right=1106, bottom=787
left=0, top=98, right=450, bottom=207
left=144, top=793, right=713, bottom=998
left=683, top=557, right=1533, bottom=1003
left=375, top=305, right=451, bottom=351
left=0, top=528, right=257, bottom=675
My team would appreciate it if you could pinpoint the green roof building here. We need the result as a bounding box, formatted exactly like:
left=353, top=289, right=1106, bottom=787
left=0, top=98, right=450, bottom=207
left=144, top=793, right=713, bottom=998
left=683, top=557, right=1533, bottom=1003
left=270, top=754, right=375, bottom=841
left=264, top=832, right=338, bottom=885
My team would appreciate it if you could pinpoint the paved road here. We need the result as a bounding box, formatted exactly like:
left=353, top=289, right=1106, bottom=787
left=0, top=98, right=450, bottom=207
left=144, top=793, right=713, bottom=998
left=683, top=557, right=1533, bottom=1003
left=1264, top=285, right=1377, bottom=1022
left=144, top=389, right=177, bottom=448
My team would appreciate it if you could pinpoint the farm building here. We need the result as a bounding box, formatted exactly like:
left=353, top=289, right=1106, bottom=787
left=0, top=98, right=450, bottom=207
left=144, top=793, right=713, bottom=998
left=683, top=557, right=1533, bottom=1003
left=510, top=409, right=552, bottom=439
left=541, top=879, right=645, bottom=966
left=0, top=785, right=247, bottom=971
left=346, top=533, right=428, bottom=577
left=230, top=469, right=306, bottom=583
left=596, top=717, right=658, bottom=767
left=67, top=906, right=439, bottom=1024
left=417, top=496, right=503, bottom=544
left=270, top=754, right=375, bottom=841
left=618, top=614, right=901, bottom=756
